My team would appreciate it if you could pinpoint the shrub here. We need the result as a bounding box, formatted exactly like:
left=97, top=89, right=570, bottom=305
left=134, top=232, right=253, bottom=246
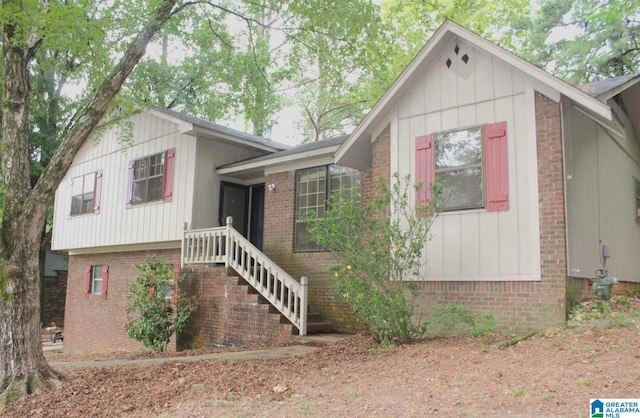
left=125, top=257, right=195, bottom=351
left=424, top=304, right=496, bottom=337
left=307, top=173, right=439, bottom=344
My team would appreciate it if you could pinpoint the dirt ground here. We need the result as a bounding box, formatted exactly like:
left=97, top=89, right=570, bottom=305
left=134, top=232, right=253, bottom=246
left=3, top=296, right=640, bottom=417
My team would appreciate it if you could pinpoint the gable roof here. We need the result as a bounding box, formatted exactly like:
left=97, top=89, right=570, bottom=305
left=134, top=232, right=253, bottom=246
left=579, top=73, right=640, bottom=101
left=148, top=106, right=290, bottom=153
left=335, top=20, right=613, bottom=169
left=218, top=135, right=348, bottom=180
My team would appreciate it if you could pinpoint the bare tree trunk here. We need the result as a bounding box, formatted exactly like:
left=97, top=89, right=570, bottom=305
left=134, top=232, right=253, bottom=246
left=0, top=0, right=179, bottom=408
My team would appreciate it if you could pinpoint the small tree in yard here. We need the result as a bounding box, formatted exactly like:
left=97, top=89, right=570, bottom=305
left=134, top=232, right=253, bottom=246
left=307, top=173, right=439, bottom=344
left=125, top=257, right=194, bottom=352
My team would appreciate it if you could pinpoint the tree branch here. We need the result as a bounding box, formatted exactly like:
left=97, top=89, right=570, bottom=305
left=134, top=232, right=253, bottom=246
left=28, top=0, right=180, bottom=211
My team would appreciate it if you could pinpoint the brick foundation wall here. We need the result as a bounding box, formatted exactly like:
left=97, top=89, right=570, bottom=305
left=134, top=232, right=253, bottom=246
left=179, top=267, right=294, bottom=349
left=411, top=92, right=567, bottom=332
left=65, top=249, right=181, bottom=353
left=262, top=127, right=391, bottom=333
left=66, top=248, right=295, bottom=353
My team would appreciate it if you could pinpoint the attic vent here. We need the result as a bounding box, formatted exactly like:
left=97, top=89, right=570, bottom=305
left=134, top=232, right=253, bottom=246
left=444, top=41, right=473, bottom=79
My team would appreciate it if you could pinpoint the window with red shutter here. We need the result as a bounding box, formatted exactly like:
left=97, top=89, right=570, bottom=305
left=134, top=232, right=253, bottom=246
left=101, top=265, right=109, bottom=299
left=126, top=149, right=175, bottom=207
left=93, top=169, right=103, bottom=214
left=84, top=267, right=91, bottom=298
left=484, top=121, right=509, bottom=212
left=417, top=121, right=509, bottom=212
left=164, top=148, right=176, bottom=202
left=125, top=160, right=134, bottom=208
left=71, top=171, right=102, bottom=216
left=415, top=134, right=434, bottom=204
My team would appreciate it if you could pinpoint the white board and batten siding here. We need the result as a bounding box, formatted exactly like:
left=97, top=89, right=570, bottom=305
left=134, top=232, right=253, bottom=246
left=52, top=111, right=196, bottom=251
left=564, top=104, right=640, bottom=283
left=390, top=39, right=542, bottom=281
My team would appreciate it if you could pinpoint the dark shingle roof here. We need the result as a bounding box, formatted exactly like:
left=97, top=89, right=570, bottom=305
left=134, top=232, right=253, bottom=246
left=218, top=134, right=349, bottom=169
left=578, top=73, right=640, bottom=98
left=150, top=106, right=290, bottom=151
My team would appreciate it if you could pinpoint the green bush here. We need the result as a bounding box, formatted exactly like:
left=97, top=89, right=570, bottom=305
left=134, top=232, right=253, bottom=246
left=125, top=257, right=195, bottom=351
left=425, top=304, right=496, bottom=337
left=307, top=173, right=439, bottom=344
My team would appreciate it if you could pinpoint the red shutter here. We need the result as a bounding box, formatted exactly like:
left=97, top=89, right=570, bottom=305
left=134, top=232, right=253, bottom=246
left=163, top=148, right=176, bottom=202
left=484, top=121, right=509, bottom=212
left=172, top=263, right=180, bottom=304
left=101, top=265, right=109, bottom=300
left=126, top=160, right=134, bottom=208
left=84, top=267, right=91, bottom=298
left=415, top=134, right=434, bottom=204
left=93, top=169, right=103, bottom=214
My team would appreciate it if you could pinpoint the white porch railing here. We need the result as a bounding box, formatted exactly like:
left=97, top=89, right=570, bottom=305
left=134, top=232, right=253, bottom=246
left=182, top=217, right=308, bottom=336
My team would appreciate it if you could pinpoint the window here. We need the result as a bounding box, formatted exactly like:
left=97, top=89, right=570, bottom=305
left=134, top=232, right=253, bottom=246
left=70, top=171, right=103, bottom=215
left=295, top=165, right=360, bottom=251
left=126, top=149, right=175, bottom=207
left=84, top=265, right=109, bottom=299
left=91, top=265, right=103, bottom=294
left=635, top=177, right=640, bottom=221
left=416, top=122, right=508, bottom=212
left=434, top=127, right=483, bottom=211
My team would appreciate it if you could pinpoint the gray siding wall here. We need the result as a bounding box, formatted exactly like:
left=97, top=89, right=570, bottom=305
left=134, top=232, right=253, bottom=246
left=564, top=102, right=640, bottom=282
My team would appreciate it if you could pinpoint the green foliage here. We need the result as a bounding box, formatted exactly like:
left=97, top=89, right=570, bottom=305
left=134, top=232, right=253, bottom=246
left=307, top=173, right=439, bottom=344
left=125, top=257, right=194, bottom=352
left=425, top=304, right=497, bottom=337
left=516, top=0, right=640, bottom=83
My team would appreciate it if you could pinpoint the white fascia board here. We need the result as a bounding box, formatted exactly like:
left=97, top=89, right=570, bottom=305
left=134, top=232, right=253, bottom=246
left=189, top=126, right=281, bottom=152
left=67, top=240, right=181, bottom=255
left=264, top=156, right=335, bottom=175
left=146, top=108, right=194, bottom=133
left=217, top=145, right=341, bottom=176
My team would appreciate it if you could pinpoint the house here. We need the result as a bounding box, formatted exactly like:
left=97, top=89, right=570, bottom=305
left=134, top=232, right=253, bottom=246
left=52, top=106, right=290, bottom=351
left=53, top=21, right=640, bottom=352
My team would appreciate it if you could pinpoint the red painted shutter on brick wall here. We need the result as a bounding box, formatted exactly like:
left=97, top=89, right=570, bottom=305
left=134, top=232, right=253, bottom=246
left=172, top=263, right=180, bottom=304
left=93, top=169, right=103, bottom=214
left=415, top=134, right=434, bottom=204
left=163, top=148, right=176, bottom=202
left=101, top=265, right=109, bottom=300
left=126, top=160, right=134, bottom=208
left=84, top=267, right=91, bottom=298
left=484, top=121, right=509, bottom=212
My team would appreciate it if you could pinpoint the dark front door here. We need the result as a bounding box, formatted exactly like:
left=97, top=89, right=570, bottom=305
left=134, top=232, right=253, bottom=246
left=249, top=184, right=265, bottom=250
left=220, top=182, right=248, bottom=236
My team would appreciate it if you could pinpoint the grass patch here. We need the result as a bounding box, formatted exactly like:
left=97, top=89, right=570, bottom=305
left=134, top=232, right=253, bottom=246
left=576, top=377, right=592, bottom=386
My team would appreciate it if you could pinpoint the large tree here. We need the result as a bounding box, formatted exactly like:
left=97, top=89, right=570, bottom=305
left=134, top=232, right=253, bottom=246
left=516, top=0, right=640, bottom=83
left=0, top=0, right=180, bottom=407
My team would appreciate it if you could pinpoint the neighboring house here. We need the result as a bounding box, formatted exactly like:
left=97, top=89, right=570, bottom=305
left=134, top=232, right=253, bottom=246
left=53, top=21, right=640, bottom=353
left=42, top=246, right=69, bottom=325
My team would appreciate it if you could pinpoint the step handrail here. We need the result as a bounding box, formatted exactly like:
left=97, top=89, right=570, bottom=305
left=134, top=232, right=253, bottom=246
left=182, top=217, right=307, bottom=336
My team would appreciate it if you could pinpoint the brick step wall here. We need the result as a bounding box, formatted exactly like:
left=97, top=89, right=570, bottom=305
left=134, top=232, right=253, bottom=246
left=180, top=265, right=333, bottom=349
